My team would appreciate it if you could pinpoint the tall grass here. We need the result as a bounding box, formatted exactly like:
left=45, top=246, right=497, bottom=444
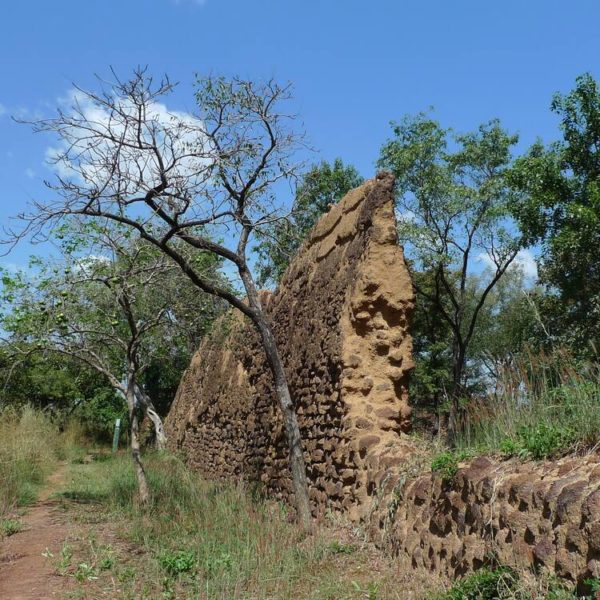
left=455, top=350, right=600, bottom=457
left=0, top=407, right=87, bottom=516
left=61, top=453, right=410, bottom=599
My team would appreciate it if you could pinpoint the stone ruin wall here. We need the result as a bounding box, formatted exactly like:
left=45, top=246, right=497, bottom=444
left=166, top=173, right=416, bottom=520
left=165, top=174, right=600, bottom=587
left=367, top=454, right=600, bottom=588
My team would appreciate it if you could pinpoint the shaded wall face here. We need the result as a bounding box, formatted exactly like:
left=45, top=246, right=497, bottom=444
left=165, top=173, right=416, bottom=518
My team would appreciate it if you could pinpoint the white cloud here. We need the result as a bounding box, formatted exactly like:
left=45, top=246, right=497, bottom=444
left=24, top=168, right=35, bottom=179
left=476, top=248, right=538, bottom=282
left=513, top=248, right=538, bottom=281
left=0, top=261, right=22, bottom=274
left=46, top=88, right=210, bottom=195
left=0, top=103, right=6, bottom=117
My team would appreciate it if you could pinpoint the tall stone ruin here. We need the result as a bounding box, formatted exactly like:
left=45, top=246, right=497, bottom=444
left=165, top=172, right=416, bottom=519
left=166, top=173, right=600, bottom=585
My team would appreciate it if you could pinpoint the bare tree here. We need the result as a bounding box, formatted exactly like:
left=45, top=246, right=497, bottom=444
left=9, top=69, right=312, bottom=526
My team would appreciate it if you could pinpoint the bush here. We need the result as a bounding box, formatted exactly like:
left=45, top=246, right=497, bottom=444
left=431, top=450, right=472, bottom=482
left=72, top=388, right=127, bottom=443
left=455, top=350, right=600, bottom=456
left=158, top=549, right=196, bottom=576
left=501, top=424, right=577, bottom=460
left=0, top=407, right=59, bottom=515
left=436, top=568, right=519, bottom=599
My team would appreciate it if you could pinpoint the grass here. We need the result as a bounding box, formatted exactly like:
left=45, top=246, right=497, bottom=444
left=454, top=350, right=600, bottom=459
left=430, top=449, right=474, bottom=483
left=58, top=451, right=426, bottom=599
left=0, top=406, right=88, bottom=519
left=433, top=567, right=598, bottom=599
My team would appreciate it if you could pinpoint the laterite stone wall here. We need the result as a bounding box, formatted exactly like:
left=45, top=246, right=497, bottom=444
left=165, top=173, right=416, bottom=520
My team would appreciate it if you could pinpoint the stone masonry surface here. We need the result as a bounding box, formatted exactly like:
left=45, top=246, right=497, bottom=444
left=165, top=174, right=600, bottom=586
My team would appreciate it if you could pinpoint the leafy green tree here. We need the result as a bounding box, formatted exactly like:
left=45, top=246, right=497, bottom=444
left=511, top=73, right=600, bottom=353
left=378, top=114, right=524, bottom=441
left=409, top=267, right=454, bottom=429
left=468, top=266, right=545, bottom=382
left=0, top=341, right=106, bottom=410
left=255, top=159, right=364, bottom=286
left=1, top=221, right=224, bottom=502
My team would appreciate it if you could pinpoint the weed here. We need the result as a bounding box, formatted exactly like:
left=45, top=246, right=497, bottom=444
left=431, top=450, right=472, bottom=482
left=351, top=580, right=379, bottom=599
left=158, top=549, right=196, bottom=576
left=99, top=556, right=114, bottom=571
left=500, top=423, right=577, bottom=460
left=436, top=567, right=519, bottom=599
left=58, top=543, right=73, bottom=572
left=73, top=562, right=97, bottom=582
left=0, top=518, right=23, bottom=537
left=117, top=566, right=137, bottom=583
left=328, top=540, right=356, bottom=555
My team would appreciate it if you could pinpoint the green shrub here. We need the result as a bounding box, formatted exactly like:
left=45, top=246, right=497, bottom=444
left=0, top=518, right=23, bottom=537
left=158, top=549, right=196, bottom=576
left=437, top=568, right=519, bottom=599
left=431, top=450, right=472, bottom=482
left=501, top=424, right=578, bottom=460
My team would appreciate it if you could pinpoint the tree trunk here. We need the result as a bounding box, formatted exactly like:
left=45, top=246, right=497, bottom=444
left=127, top=385, right=150, bottom=506
left=254, top=315, right=312, bottom=529
left=239, top=267, right=312, bottom=530
left=447, top=342, right=466, bottom=446
left=135, top=385, right=167, bottom=450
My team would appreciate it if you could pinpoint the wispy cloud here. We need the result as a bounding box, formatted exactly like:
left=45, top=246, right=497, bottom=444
left=0, top=261, right=23, bottom=274
left=514, top=248, right=538, bottom=280
left=477, top=248, right=538, bottom=281
left=0, top=103, right=6, bottom=117
left=46, top=87, right=209, bottom=189
left=24, top=168, right=36, bottom=179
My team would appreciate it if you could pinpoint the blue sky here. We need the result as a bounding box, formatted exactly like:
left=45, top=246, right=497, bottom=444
left=1, top=0, right=599, bottom=270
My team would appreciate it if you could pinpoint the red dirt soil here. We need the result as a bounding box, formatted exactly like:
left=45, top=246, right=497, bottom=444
left=0, top=464, right=73, bottom=599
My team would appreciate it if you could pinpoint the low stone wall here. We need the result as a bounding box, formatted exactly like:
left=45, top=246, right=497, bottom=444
left=368, top=454, right=600, bottom=587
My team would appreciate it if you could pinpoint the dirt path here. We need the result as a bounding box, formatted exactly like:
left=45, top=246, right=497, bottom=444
left=0, top=464, right=73, bottom=600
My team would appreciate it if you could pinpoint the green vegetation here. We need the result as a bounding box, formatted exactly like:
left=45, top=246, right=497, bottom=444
left=430, top=450, right=473, bottom=482
left=59, top=452, right=409, bottom=599
left=511, top=73, right=600, bottom=356
left=434, top=567, right=582, bottom=599
left=0, top=407, right=78, bottom=516
left=0, top=518, right=23, bottom=537
left=455, top=351, right=600, bottom=458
